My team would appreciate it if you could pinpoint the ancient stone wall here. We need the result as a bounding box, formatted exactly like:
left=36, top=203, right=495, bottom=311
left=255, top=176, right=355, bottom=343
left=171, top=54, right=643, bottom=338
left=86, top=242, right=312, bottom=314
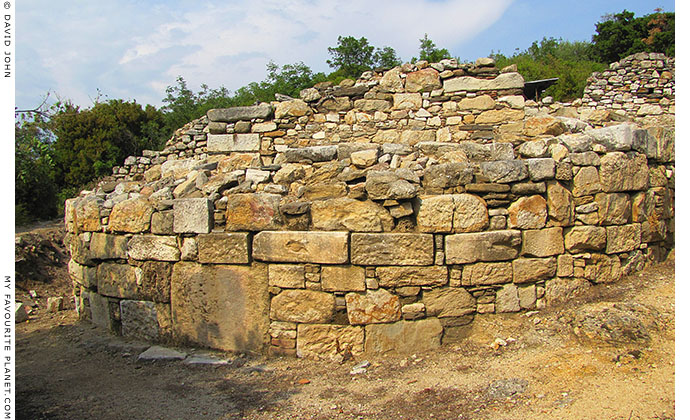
left=65, top=56, right=675, bottom=360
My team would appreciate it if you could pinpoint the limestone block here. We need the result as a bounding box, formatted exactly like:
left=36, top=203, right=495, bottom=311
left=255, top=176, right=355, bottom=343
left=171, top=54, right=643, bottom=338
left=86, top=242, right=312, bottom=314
left=216, top=154, right=261, bottom=174
left=108, top=197, right=153, bottom=233
left=69, top=196, right=103, bottom=233
left=180, top=238, right=198, bottom=261
left=416, top=195, right=454, bottom=232
left=226, top=194, right=283, bottom=231
left=120, top=300, right=160, bottom=341
left=443, top=73, right=524, bottom=93
left=524, top=116, right=566, bottom=137
left=350, top=149, right=379, bottom=167
left=268, top=265, right=305, bottom=289
left=564, top=226, right=607, bottom=252
left=89, top=233, right=128, bottom=260
left=572, top=166, right=601, bottom=197
left=151, top=211, right=174, bottom=235
left=518, top=285, right=537, bottom=310
left=365, top=318, right=443, bottom=354
left=172, top=262, right=269, bottom=351
left=207, top=104, right=273, bottom=122
left=475, top=109, right=525, bottom=125
left=393, top=93, right=423, bottom=110
left=400, top=129, right=436, bottom=145
left=296, top=324, right=365, bottom=360
left=354, top=99, right=392, bottom=112
left=519, top=140, right=549, bottom=158
left=480, top=160, right=529, bottom=184
left=311, top=197, right=394, bottom=232
left=173, top=198, right=212, bottom=234
left=457, top=95, right=495, bottom=110
left=545, top=277, right=592, bottom=305
left=207, top=133, right=261, bottom=153
left=507, top=195, right=547, bottom=229
left=405, top=68, right=441, bottom=92
left=423, top=287, right=475, bottom=317
left=496, top=284, right=520, bottom=313
left=546, top=181, right=574, bottom=226
left=351, top=233, right=434, bottom=266
left=345, top=289, right=401, bottom=325
left=128, top=235, right=180, bottom=262
left=606, top=224, right=641, bottom=254
left=599, top=152, right=649, bottom=192
left=197, top=233, right=250, bottom=264
left=270, top=289, right=334, bottom=323
left=365, top=171, right=419, bottom=200
left=87, top=291, right=117, bottom=331
left=284, top=145, right=338, bottom=163
left=521, top=227, right=564, bottom=257
left=595, top=193, right=631, bottom=225
left=98, top=261, right=172, bottom=303
left=526, top=158, right=556, bottom=181
left=253, top=231, right=349, bottom=264
left=512, top=257, right=557, bottom=284
left=376, top=266, right=448, bottom=288
left=570, top=152, right=600, bottom=166
left=68, top=259, right=98, bottom=288
left=422, top=163, right=474, bottom=189
left=557, top=254, right=574, bottom=277
left=445, top=230, right=521, bottom=264
left=402, top=303, right=426, bottom=320
left=584, top=254, right=621, bottom=283
left=461, top=262, right=512, bottom=286
left=586, top=123, right=635, bottom=152
left=321, top=266, right=366, bottom=292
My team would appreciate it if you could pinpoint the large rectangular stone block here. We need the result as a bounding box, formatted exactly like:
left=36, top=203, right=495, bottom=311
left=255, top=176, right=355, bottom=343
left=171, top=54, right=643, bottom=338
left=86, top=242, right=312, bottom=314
left=171, top=262, right=269, bottom=352
left=207, top=133, right=261, bottom=153
left=128, top=235, right=180, bottom=261
left=207, top=104, right=273, bottom=122
left=445, top=230, right=521, bottom=264
left=599, top=152, right=649, bottom=192
left=351, top=233, right=434, bottom=266
left=226, top=194, right=283, bottom=231
left=376, top=266, right=448, bottom=287
left=97, top=261, right=172, bottom=303
left=606, top=224, right=641, bottom=254
left=443, top=72, right=524, bottom=93
left=521, top=227, right=564, bottom=257
left=89, top=233, right=128, bottom=260
left=321, top=265, right=366, bottom=292
left=197, top=233, right=250, bottom=264
left=270, top=289, right=335, bottom=323
left=252, top=231, right=349, bottom=264
left=68, top=259, right=98, bottom=288
left=296, top=324, right=364, bottom=360
left=364, top=318, right=443, bottom=354
left=173, top=198, right=213, bottom=234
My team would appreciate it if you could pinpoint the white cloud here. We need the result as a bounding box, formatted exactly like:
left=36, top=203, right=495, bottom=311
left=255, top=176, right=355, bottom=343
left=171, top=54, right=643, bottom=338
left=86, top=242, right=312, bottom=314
left=18, top=0, right=514, bottom=108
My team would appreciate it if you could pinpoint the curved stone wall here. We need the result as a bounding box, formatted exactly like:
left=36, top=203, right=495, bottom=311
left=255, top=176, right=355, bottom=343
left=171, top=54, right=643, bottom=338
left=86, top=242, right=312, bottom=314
left=65, top=57, right=675, bottom=359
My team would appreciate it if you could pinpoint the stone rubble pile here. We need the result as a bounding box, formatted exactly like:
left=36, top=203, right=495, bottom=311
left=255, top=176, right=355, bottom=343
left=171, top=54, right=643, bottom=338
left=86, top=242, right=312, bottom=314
left=65, top=55, right=675, bottom=359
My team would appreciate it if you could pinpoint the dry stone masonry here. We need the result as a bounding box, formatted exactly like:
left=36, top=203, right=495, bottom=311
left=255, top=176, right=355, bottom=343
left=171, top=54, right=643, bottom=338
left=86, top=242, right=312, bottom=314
left=65, top=55, right=675, bottom=360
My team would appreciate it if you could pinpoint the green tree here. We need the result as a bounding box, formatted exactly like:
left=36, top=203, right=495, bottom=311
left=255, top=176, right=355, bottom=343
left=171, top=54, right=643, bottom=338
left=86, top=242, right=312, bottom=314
left=373, top=46, right=402, bottom=69
left=327, top=36, right=401, bottom=78
left=412, top=34, right=451, bottom=63
left=590, top=9, right=675, bottom=63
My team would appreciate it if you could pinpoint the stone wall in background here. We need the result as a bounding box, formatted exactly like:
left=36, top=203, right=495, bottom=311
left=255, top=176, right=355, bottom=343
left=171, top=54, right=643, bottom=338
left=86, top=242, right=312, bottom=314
left=65, top=54, right=675, bottom=360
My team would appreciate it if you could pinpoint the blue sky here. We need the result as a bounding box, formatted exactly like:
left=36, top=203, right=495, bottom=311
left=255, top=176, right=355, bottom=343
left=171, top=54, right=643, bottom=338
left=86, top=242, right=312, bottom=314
left=15, top=0, right=676, bottom=110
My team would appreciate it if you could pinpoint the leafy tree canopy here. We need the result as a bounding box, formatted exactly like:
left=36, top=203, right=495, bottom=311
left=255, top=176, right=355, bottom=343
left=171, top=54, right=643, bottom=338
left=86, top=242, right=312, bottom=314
left=327, top=36, right=401, bottom=79
left=590, top=9, right=674, bottom=63
left=411, top=34, right=451, bottom=63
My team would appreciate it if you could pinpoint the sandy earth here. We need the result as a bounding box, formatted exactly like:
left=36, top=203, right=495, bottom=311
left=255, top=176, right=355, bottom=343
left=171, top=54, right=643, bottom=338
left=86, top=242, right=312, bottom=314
left=15, top=224, right=675, bottom=420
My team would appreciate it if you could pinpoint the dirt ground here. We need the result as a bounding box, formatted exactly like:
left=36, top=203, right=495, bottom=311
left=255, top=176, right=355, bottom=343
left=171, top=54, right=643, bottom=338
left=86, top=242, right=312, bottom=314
left=15, top=223, right=675, bottom=420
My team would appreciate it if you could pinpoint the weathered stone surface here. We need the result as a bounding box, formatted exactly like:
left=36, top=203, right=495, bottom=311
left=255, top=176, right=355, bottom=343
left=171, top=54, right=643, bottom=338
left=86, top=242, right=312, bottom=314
left=225, top=193, right=283, bottom=231
left=311, top=197, right=394, bottom=232
left=453, top=194, right=489, bottom=232
left=207, top=133, right=261, bottom=153
left=173, top=198, right=213, bottom=234
left=564, top=226, right=607, bottom=252
left=207, top=104, right=273, bottom=122
left=197, top=233, right=250, bottom=264
left=461, top=262, right=512, bottom=286
left=606, top=224, right=641, bottom=254
left=393, top=93, right=423, bottom=110
left=346, top=289, right=401, bottom=325
left=268, top=265, right=305, bottom=289
left=253, top=231, right=349, bottom=264
left=87, top=291, right=116, bottom=331
left=67, top=196, right=103, bottom=232
left=365, top=318, right=443, bottom=354
left=108, top=197, right=153, bottom=233
left=296, top=324, right=364, bottom=360
left=480, top=160, right=528, bottom=184
left=284, top=145, right=337, bottom=163
left=89, top=233, right=128, bottom=260
left=518, top=284, right=537, bottom=310
left=524, top=116, right=566, bottom=137
left=546, top=182, right=574, bottom=226
left=595, top=193, right=631, bottom=225
left=423, top=287, right=475, bottom=317
left=137, top=346, right=186, bottom=361
left=400, top=129, right=436, bottom=145
left=321, top=266, right=366, bottom=292
left=402, top=303, right=426, bottom=320
left=365, top=171, right=419, bottom=200
left=507, top=195, right=547, bottom=229
left=151, top=211, right=174, bottom=235
left=275, top=99, right=311, bottom=119
left=521, top=227, right=564, bottom=257
left=570, top=152, right=600, bottom=166
left=599, top=152, right=649, bottom=192
left=350, top=149, right=379, bottom=167
left=526, top=158, right=556, bottom=181
left=423, top=163, right=474, bottom=189
left=128, top=235, right=180, bottom=262
left=586, top=123, right=635, bottom=151
left=376, top=266, right=448, bottom=288
left=405, top=68, right=441, bottom=92
left=120, top=300, right=160, bottom=341
left=379, top=67, right=405, bottom=92
left=68, top=259, right=98, bottom=288
left=495, top=284, right=520, bottom=313
left=416, top=195, right=453, bottom=232
left=443, top=73, right=524, bottom=93
left=216, top=154, right=261, bottom=173
left=512, top=257, right=557, bottom=284
left=445, top=230, right=521, bottom=264
left=475, top=108, right=525, bottom=124
left=457, top=95, right=495, bottom=110
left=97, top=261, right=172, bottom=302
left=351, top=233, right=434, bottom=266
left=172, top=262, right=269, bottom=351
left=572, top=166, right=601, bottom=197
left=545, top=277, right=592, bottom=305
left=584, top=254, right=621, bottom=283
left=270, top=289, right=334, bottom=324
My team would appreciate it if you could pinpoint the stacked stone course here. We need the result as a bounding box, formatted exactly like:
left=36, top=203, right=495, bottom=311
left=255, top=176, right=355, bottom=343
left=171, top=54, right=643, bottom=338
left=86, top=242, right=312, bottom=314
left=66, top=55, right=675, bottom=360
